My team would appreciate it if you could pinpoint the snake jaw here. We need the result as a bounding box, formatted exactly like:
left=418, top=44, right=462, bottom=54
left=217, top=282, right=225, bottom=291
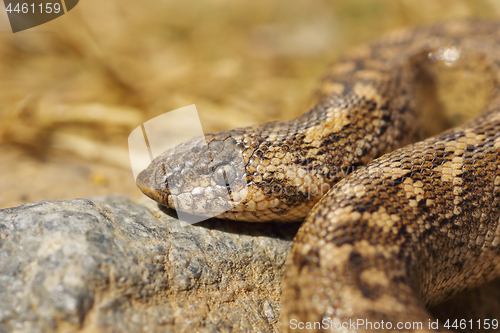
left=136, top=166, right=171, bottom=206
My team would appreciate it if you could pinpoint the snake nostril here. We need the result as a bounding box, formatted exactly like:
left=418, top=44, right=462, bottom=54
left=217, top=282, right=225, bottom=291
left=136, top=169, right=150, bottom=191
left=136, top=168, right=163, bottom=200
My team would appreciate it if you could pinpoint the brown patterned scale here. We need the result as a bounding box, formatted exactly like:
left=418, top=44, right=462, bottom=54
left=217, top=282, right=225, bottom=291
left=137, top=20, right=500, bottom=332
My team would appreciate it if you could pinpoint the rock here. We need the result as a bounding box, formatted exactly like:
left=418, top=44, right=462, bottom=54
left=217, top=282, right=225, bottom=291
left=4, top=196, right=500, bottom=333
left=0, top=196, right=300, bottom=333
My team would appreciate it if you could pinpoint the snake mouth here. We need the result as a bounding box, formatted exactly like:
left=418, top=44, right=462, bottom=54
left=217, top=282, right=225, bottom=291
left=136, top=168, right=170, bottom=206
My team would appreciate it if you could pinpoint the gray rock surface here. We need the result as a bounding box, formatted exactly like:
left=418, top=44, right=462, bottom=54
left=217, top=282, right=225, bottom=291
left=0, top=196, right=300, bottom=333
left=3, top=196, right=500, bottom=333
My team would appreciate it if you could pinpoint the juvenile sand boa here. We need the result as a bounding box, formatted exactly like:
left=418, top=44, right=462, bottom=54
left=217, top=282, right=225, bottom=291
left=137, top=21, right=500, bottom=332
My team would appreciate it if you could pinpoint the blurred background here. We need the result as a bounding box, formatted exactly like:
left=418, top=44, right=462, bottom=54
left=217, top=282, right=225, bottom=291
left=0, top=0, right=499, bottom=208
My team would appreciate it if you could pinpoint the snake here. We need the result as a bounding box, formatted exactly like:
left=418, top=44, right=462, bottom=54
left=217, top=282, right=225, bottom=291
left=136, top=20, right=500, bottom=332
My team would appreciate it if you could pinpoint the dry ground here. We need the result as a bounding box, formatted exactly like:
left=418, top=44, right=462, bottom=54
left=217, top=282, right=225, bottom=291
left=0, top=0, right=498, bottom=208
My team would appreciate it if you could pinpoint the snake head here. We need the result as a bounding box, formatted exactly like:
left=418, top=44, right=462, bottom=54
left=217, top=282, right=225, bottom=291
left=136, top=132, right=248, bottom=219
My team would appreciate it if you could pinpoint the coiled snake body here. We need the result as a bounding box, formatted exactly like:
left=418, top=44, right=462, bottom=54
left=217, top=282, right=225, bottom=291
left=137, top=21, right=500, bottom=332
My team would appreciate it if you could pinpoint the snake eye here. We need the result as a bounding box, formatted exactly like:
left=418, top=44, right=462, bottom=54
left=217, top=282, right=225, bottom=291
left=213, top=165, right=237, bottom=187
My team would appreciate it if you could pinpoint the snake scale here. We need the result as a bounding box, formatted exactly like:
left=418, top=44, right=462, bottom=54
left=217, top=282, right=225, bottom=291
left=137, top=20, right=500, bottom=332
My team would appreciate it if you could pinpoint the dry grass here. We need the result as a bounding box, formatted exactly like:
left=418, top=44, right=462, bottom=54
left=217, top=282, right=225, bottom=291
left=0, top=0, right=498, bottom=208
